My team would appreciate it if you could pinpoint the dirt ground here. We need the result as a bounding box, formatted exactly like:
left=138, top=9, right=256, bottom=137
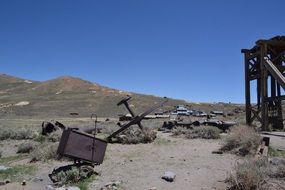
left=93, top=132, right=237, bottom=190
left=0, top=129, right=238, bottom=190
left=1, top=118, right=284, bottom=190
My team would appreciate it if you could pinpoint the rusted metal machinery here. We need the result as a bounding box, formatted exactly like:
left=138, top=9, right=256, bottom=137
left=50, top=96, right=167, bottom=182
left=106, top=96, right=168, bottom=142
left=56, top=96, right=168, bottom=165
left=242, top=36, right=285, bottom=130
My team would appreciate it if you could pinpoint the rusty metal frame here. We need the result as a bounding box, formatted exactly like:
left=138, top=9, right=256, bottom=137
left=106, top=96, right=168, bottom=142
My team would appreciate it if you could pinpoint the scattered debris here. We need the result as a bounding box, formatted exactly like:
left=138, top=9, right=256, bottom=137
left=41, top=121, right=66, bottom=135
left=0, top=181, right=6, bottom=186
left=15, top=101, right=30, bottom=106
left=162, top=171, right=176, bottom=182
left=212, top=151, right=223, bottom=154
left=69, top=112, right=79, bottom=116
left=21, top=180, right=27, bottom=186
left=0, top=179, right=10, bottom=186
left=255, top=137, right=270, bottom=157
left=0, top=165, right=11, bottom=171
left=269, top=157, right=285, bottom=166
left=159, top=118, right=237, bottom=133
left=46, top=185, right=81, bottom=190
left=55, top=90, right=62, bottom=95
left=48, top=96, right=167, bottom=186
left=107, top=96, right=167, bottom=142
left=100, top=180, right=124, bottom=190
left=49, top=164, right=97, bottom=185
left=31, top=176, right=44, bottom=182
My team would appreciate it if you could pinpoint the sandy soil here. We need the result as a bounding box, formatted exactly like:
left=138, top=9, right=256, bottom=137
left=1, top=132, right=237, bottom=190
left=92, top=132, right=237, bottom=190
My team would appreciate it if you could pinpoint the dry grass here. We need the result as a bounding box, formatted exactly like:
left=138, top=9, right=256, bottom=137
left=17, top=142, right=36, bottom=154
left=220, top=126, right=261, bottom=156
left=30, top=142, right=58, bottom=161
left=227, top=159, right=267, bottom=190
left=116, top=128, right=157, bottom=144
left=227, top=157, right=285, bottom=190
left=47, top=130, right=62, bottom=142
left=187, top=126, right=221, bottom=139
left=172, top=126, right=221, bottom=139
left=0, top=165, right=36, bottom=181
left=0, top=128, right=37, bottom=140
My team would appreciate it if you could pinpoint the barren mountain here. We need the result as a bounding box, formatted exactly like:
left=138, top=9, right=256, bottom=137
left=0, top=74, right=238, bottom=118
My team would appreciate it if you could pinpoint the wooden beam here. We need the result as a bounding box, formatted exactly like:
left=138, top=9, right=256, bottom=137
left=266, top=95, right=285, bottom=102
left=244, top=52, right=251, bottom=125
left=264, top=57, right=285, bottom=90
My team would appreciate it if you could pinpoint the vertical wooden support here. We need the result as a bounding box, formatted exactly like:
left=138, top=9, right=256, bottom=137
left=260, top=44, right=269, bottom=130
left=244, top=52, right=251, bottom=125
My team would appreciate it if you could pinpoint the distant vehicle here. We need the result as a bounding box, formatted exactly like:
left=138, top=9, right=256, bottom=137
left=171, top=105, right=192, bottom=116
left=193, top=110, right=207, bottom=117
left=210, top=111, right=224, bottom=115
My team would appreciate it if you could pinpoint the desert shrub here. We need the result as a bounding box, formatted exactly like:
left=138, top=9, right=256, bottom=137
left=0, top=130, right=13, bottom=140
left=101, top=124, right=118, bottom=135
left=142, top=119, right=164, bottom=129
left=30, top=142, right=58, bottom=161
left=33, top=130, right=62, bottom=143
left=15, top=128, right=35, bottom=140
left=220, top=126, right=261, bottom=156
left=56, top=167, right=80, bottom=185
left=171, top=126, right=221, bottom=139
left=227, top=159, right=267, bottom=190
left=171, top=128, right=187, bottom=136
left=53, top=166, right=95, bottom=187
left=34, top=134, right=46, bottom=143
left=47, top=130, right=62, bottom=142
left=267, top=157, right=285, bottom=179
left=0, top=128, right=37, bottom=140
left=116, top=128, right=157, bottom=144
left=187, top=126, right=221, bottom=139
left=17, top=142, right=36, bottom=154
left=0, top=165, right=36, bottom=181
left=268, top=164, right=285, bottom=179
left=268, top=146, right=285, bottom=157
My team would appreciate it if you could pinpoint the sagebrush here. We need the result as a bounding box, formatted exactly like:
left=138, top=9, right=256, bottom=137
left=220, top=126, right=261, bottom=156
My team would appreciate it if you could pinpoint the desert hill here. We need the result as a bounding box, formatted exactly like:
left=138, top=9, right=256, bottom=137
left=0, top=74, right=239, bottom=118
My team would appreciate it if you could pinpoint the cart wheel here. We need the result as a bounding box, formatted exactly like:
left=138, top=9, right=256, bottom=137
left=79, top=165, right=95, bottom=178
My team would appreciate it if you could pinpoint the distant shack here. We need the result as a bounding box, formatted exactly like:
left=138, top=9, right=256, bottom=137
left=210, top=111, right=224, bottom=116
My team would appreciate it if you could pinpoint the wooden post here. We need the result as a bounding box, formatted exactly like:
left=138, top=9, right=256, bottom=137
left=244, top=51, right=251, bottom=125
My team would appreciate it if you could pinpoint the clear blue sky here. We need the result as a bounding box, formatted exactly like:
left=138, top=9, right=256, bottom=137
left=1, top=0, right=285, bottom=103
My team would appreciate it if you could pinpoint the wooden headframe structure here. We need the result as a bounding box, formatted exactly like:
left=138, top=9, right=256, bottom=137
left=241, top=36, right=285, bottom=130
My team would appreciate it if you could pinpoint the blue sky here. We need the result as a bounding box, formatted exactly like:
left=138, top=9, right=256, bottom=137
left=1, top=0, right=285, bottom=103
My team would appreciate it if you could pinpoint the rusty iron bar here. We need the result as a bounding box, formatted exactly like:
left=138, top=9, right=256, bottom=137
left=106, top=97, right=168, bottom=142
left=117, top=96, right=144, bottom=130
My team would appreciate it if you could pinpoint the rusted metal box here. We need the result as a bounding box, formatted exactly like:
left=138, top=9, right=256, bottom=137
left=57, top=129, right=107, bottom=164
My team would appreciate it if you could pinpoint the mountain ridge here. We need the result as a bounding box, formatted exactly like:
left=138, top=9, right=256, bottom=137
left=0, top=74, right=189, bottom=118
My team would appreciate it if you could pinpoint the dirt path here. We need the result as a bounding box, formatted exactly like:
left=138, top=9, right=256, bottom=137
left=91, top=132, right=237, bottom=190
left=0, top=132, right=237, bottom=190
